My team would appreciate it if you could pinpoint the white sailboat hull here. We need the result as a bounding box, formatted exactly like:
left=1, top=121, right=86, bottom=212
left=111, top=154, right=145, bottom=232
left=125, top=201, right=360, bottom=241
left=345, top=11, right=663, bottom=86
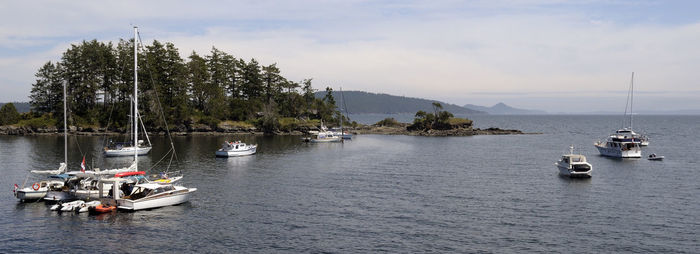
left=310, top=137, right=342, bottom=143
left=104, top=146, right=152, bottom=157
left=117, top=188, right=196, bottom=211
left=15, top=189, right=47, bottom=201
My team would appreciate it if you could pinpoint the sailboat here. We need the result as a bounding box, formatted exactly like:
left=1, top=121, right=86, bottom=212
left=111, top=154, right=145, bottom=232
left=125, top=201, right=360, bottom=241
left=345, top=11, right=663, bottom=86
left=103, top=53, right=152, bottom=157
left=113, top=26, right=196, bottom=211
left=594, top=72, right=643, bottom=158
left=14, top=81, right=70, bottom=202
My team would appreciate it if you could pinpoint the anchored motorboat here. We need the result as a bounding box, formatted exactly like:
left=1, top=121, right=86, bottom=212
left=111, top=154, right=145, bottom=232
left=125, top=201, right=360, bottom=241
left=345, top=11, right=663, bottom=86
left=556, top=146, right=593, bottom=178
left=595, top=134, right=642, bottom=158
left=117, top=182, right=197, bottom=211
left=648, top=153, right=664, bottom=161
left=215, top=140, right=257, bottom=157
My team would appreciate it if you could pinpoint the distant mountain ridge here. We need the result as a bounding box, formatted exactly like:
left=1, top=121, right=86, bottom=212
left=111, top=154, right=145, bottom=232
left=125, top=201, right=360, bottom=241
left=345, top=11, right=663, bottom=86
left=315, top=91, right=485, bottom=114
left=463, top=102, right=547, bottom=115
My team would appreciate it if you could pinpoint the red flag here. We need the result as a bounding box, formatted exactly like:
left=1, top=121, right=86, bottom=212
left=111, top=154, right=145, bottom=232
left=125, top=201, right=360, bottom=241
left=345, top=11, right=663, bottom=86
left=13, top=184, right=18, bottom=192
left=80, top=156, right=86, bottom=172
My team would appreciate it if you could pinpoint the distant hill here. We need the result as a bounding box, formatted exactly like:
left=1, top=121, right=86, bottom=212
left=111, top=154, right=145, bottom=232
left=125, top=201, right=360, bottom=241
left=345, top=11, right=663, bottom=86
left=0, top=102, right=31, bottom=113
left=315, top=91, right=485, bottom=114
left=463, top=102, right=547, bottom=115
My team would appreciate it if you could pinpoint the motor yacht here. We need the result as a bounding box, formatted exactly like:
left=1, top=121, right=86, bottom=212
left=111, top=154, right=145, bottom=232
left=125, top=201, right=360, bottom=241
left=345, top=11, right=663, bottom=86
left=556, top=146, right=593, bottom=178
left=215, top=140, right=257, bottom=157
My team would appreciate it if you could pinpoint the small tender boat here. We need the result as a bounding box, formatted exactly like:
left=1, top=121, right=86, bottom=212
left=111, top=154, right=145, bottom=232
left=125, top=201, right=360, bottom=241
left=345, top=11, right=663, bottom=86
left=77, top=201, right=101, bottom=213
left=556, top=146, right=593, bottom=178
left=648, top=153, right=664, bottom=161
left=50, top=200, right=85, bottom=212
left=90, top=203, right=118, bottom=214
left=215, top=140, right=257, bottom=157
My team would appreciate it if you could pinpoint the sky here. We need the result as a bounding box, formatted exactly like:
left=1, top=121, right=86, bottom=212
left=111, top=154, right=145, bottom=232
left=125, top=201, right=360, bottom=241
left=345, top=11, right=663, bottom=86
left=1, top=0, right=699, bottom=113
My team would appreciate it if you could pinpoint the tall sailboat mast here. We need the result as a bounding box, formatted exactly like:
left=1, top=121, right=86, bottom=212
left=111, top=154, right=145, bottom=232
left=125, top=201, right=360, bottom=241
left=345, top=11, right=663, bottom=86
left=63, top=80, right=67, bottom=167
left=630, top=72, right=634, bottom=130
left=133, top=26, right=139, bottom=168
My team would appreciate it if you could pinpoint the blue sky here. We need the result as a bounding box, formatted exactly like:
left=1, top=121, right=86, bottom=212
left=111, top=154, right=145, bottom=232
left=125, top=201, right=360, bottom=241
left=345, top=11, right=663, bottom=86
left=1, top=0, right=699, bottom=112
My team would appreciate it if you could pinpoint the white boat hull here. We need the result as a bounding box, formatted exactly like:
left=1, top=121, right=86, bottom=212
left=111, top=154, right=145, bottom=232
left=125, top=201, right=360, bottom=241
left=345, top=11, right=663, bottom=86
left=44, top=191, right=76, bottom=202
left=104, top=146, right=152, bottom=157
left=557, top=165, right=592, bottom=178
left=117, top=188, right=196, bottom=211
left=215, top=147, right=256, bottom=157
left=309, top=137, right=342, bottom=143
left=595, top=144, right=641, bottom=158
left=15, top=189, right=47, bottom=201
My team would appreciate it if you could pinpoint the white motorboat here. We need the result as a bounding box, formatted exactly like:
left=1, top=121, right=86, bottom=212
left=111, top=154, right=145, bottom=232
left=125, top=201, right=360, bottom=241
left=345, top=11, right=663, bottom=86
left=215, top=140, right=257, bottom=157
left=306, top=123, right=342, bottom=143
left=117, top=183, right=197, bottom=211
left=648, top=153, right=664, bottom=161
left=556, top=146, right=593, bottom=178
left=594, top=134, right=642, bottom=158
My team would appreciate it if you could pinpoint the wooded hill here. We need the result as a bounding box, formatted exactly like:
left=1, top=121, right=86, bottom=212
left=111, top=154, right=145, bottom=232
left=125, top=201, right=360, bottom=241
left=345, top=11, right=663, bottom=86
left=315, top=91, right=485, bottom=115
left=20, top=39, right=343, bottom=132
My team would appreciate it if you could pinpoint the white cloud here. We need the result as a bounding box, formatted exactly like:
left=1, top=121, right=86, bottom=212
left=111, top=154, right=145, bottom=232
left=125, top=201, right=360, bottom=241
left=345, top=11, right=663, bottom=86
left=1, top=0, right=699, bottom=112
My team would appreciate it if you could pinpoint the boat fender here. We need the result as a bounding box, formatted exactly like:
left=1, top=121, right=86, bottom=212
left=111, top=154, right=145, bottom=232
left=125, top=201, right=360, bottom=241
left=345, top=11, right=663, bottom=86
left=32, top=182, right=40, bottom=191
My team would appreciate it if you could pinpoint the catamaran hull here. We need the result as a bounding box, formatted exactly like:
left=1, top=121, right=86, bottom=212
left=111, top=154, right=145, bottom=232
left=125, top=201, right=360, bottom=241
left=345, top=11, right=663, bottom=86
left=117, top=188, right=196, bottom=211
left=215, top=148, right=256, bottom=157
left=595, top=145, right=641, bottom=158
left=104, top=147, right=152, bottom=157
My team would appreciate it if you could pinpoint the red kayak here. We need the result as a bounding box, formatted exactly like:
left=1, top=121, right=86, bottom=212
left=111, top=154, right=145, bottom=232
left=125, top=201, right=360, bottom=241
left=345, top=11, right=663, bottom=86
left=114, top=171, right=145, bottom=177
left=91, top=204, right=117, bottom=213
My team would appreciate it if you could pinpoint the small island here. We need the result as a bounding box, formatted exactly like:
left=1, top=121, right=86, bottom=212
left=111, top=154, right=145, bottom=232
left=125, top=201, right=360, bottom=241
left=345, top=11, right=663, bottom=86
left=355, top=103, right=524, bottom=136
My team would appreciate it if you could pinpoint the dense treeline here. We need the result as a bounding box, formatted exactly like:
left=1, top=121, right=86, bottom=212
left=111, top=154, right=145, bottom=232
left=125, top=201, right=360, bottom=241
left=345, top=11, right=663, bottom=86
left=27, top=39, right=341, bottom=132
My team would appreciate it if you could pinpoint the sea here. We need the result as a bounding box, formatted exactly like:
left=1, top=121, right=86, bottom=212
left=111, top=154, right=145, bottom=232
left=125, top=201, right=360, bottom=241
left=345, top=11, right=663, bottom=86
left=1, top=115, right=698, bottom=253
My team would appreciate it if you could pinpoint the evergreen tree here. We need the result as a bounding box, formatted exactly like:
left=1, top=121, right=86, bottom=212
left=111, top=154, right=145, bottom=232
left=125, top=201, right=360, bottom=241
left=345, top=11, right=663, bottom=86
left=0, top=103, right=20, bottom=125
left=29, top=61, right=63, bottom=116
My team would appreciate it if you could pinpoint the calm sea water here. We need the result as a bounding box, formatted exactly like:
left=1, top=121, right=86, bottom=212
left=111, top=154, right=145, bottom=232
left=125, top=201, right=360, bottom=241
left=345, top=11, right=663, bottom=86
left=1, top=115, right=699, bottom=253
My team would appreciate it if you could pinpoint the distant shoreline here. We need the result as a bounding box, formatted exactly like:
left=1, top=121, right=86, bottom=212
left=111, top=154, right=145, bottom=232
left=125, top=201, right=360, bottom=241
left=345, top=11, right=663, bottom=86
left=0, top=125, right=534, bottom=137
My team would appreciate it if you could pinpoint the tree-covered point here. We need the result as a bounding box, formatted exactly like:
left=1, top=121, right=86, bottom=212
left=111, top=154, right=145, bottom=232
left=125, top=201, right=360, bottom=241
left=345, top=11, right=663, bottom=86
left=408, top=102, right=473, bottom=131
left=25, top=39, right=341, bottom=132
left=0, top=103, right=21, bottom=125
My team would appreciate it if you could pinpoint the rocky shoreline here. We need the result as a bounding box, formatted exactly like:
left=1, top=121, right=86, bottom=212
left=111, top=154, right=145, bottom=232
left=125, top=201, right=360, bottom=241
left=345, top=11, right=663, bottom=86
left=1, top=124, right=532, bottom=137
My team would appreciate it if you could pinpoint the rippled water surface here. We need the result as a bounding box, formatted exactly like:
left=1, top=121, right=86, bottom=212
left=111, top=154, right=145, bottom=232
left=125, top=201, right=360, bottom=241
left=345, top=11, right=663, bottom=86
left=1, top=115, right=699, bottom=253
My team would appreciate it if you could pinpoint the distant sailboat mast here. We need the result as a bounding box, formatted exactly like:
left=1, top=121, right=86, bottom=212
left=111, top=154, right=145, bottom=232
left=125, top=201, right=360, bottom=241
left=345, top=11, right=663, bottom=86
left=630, top=72, right=634, bottom=130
